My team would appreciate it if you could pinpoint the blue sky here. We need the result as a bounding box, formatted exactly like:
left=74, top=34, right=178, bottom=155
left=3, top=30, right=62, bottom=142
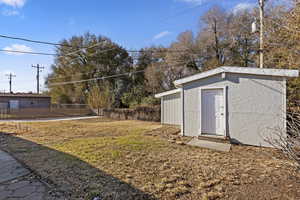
left=0, top=0, right=257, bottom=93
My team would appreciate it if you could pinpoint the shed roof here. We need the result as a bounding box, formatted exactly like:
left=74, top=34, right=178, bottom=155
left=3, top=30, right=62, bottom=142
left=174, top=66, right=299, bottom=87
left=155, top=89, right=181, bottom=98
left=0, top=93, right=51, bottom=98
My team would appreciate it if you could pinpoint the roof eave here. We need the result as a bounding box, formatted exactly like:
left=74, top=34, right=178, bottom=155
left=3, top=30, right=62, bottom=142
left=155, top=88, right=181, bottom=98
left=174, top=67, right=299, bottom=87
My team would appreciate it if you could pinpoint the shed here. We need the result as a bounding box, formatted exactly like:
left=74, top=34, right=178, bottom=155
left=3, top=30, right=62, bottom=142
left=155, top=89, right=181, bottom=125
left=0, top=93, right=51, bottom=110
left=155, top=66, right=299, bottom=147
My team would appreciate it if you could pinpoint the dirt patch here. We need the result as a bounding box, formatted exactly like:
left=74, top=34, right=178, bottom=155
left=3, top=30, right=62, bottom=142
left=0, top=120, right=299, bottom=200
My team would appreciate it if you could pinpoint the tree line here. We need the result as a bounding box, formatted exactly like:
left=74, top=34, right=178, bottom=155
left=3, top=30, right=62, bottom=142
left=46, top=1, right=300, bottom=108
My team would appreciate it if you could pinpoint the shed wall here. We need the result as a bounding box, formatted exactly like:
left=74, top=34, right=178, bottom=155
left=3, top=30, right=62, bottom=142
left=183, top=73, right=286, bottom=147
left=0, top=97, right=51, bottom=109
left=161, top=93, right=181, bottom=125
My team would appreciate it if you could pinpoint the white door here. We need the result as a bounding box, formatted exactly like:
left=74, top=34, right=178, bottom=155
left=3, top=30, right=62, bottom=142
left=9, top=100, right=19, bottom=110
left=201, top=89, right=225, bottom=136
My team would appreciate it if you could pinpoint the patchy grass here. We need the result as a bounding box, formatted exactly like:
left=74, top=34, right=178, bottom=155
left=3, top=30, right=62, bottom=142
left=0, top=119, right=299, bottom=200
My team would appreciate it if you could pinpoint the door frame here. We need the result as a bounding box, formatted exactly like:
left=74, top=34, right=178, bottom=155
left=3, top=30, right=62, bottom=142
left=199, top=86, right=227, bottom=137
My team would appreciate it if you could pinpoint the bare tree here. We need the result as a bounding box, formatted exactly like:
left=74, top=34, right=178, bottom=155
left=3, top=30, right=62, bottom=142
left=165, top=31, right=198, bottom=70
left=264, top=2, right=300, bottom=103
left=200, top=6, right=230, bottom=66
left=228, top=10, right=257, bottom=67
left=265, top=108, right=300, bottom=168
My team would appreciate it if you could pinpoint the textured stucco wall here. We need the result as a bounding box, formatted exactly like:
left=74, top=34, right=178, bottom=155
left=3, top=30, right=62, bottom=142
left=183, top=73, right=286, bottom=147
left=162, top=93, right=181, bottom=125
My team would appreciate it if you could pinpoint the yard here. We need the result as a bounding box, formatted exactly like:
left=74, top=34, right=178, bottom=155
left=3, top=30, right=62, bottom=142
left=0, top=119, right=299, bottom=200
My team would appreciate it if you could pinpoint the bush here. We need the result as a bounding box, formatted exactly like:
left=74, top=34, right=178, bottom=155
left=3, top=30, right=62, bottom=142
left=87, top=85, right=114, bottom=115
left=121, top=85, right=148, bottom=108
left=103, top=106, right=160, bottom=122
left=265, top=108, right=300, bottom=169
left=140, top=96, right=160, bottom=106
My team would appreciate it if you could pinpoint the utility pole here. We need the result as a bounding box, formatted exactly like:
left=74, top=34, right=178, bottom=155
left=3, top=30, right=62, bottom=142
left=259, top=0, right=265, bottom=68
left=5, top=73, right=16, bottom=93
left=32, top=64, right=44, bottom=94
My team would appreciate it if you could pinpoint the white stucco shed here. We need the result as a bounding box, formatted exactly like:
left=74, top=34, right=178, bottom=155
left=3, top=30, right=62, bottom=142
left=155, top=66, right=299, bottom=147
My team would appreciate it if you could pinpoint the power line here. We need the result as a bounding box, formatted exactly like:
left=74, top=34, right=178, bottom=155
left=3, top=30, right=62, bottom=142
left=0, top=34, right=119, bottom=59
left=0, top=34, right=80, bottom=48
left=0, top=34, right=132, bottom=51
left=0, top=49, right=56, bottom=56
left=0, top=43, right=117, bottom=58
left=56, top=42, right=104, bottom=58
left=0, top=33, right=182, bottom=56
left=0, top=33, right=209, bottom=56
left=46, top=49, right=201, bottom=81
left=0, top=33, right=163, bottom=51
left=0, top=32, right=205, bottom=55
left=56, top=45, right=119, bottom=61
left=0, top=34, right=206, bottom=68
left=47, top=56, right=197, bottom=85
left=48, top=70, right=145, bottom=86
left=0, top=47, right=202, bottom=57
left=47, top=70, right=101, bottom=80
left=0, top=47, right=202, bottom=58
left=3, top=56, right=194, bottom=87
left=48, top=52, right=201, bottom=81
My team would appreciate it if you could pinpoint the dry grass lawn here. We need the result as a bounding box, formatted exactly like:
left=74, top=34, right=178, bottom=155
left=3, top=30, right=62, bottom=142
left=0, top=119, right=299, bottom=200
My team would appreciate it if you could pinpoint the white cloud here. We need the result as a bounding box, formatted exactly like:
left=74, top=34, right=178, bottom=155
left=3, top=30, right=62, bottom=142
left=3, top=44, right=33, bottom=55
left=232, top=3, right=255, bottom=14
left=0, top=0, right=26, bottom=8
left=153, top=31, right=172, bottom=40
left=2, top=9, right=19, bottom=16
left=176, top=0, right=208, bottom=5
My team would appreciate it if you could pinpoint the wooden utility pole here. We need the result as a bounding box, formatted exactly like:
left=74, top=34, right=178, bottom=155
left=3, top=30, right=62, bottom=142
left=259, top=0, right=265, bottom=68
left=32, top=64, right=44, bottom=94
left=5, top=73, right=16, bottom=93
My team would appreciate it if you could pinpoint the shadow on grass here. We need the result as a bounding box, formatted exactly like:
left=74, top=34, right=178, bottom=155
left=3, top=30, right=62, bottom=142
left=0, top=132, right=157, bottom=200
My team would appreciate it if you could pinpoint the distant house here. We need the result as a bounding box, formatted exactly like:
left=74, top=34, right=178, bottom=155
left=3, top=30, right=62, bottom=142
left=155, top=66, right=299, bottom=147
left=0, top=93, right=51, bottom=110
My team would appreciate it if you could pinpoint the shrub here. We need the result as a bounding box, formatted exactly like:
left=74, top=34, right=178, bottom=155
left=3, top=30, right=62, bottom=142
left=265, top=108, right=300, bottom=169
left=140, top=96, right=160, bottom=106
left=103, top=106, right=160, bottom=122
left=87, top=85, right=114, bottom=115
